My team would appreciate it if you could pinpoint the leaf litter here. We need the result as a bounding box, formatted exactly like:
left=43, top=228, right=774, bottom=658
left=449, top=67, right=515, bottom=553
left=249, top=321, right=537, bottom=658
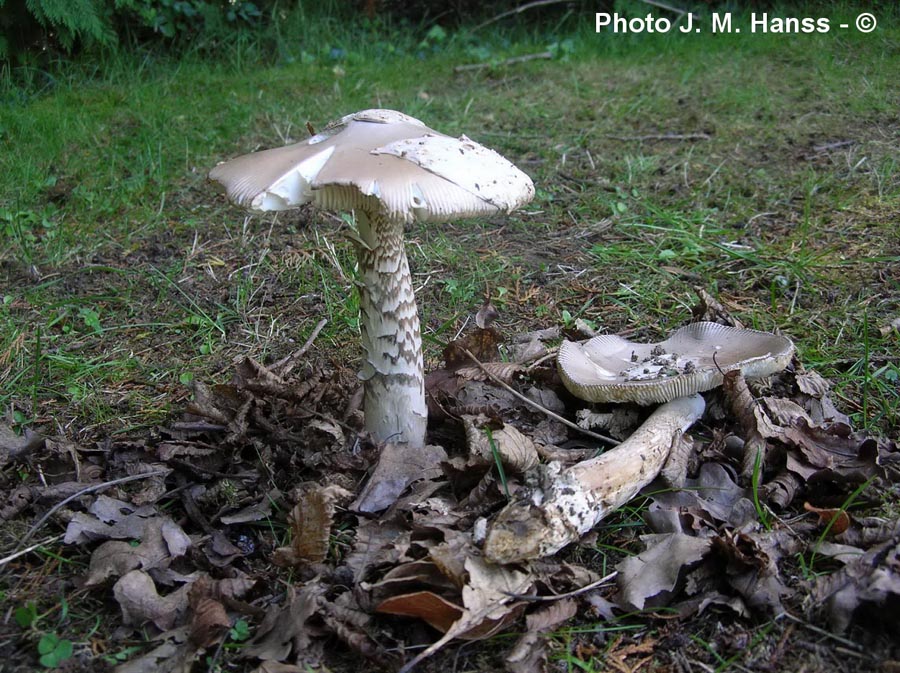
left=2, top=302, right=899, bottom=673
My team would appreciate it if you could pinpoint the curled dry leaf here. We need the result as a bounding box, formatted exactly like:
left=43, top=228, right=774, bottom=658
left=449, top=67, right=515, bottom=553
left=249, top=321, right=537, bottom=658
left=462, top=416, right=540, bottom=474
left=0, top=422, right=44, bottom=466
left=86, top=517, right=191, bottom=586
left=804, top=502, right=852, bottom=535
left=505, top=599, right=578, bottom=673
left=616, top=533, right=712, bottom=611
left=814, top=535, right=900, bottom=633
left=397, top=556, right=534, bottom=673
left=375, top=591, right=463, bottom=633
left=112, top=626, right=195, bottom=673
left=274, top=484, right=353, bottom=565
left=442, top=327, right=503, bottom=370
left=64, top=495, right=158, bottom=545
left=456, top=361, right=524, bottom=385
left=352, top=442, right=447, bottom=514
left=188, top=597, right=230, bottom=648
left=722, top=370, right=770, bottom=481
left=242, top=583, right=326, bottom=662
left=475, top=301, right=499, bottom=329
left=113, top=569, right=191, bottom=630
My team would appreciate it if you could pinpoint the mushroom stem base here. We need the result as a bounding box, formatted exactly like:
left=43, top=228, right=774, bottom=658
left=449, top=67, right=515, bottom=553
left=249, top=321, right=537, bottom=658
left=354, top=210, right=427, bottom=449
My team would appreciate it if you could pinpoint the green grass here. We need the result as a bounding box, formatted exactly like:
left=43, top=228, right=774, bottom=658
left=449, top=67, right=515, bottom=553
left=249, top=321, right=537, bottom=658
left=2, top=11, right=898, bottom=437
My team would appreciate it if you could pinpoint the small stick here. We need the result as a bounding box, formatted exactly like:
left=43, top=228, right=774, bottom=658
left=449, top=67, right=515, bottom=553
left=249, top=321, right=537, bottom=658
left=605, top=133, right=711, bottom=141
left=503, top=571, right=618, bottom=601
left=272, top=318, right=328, bottom=377
left=0, top=535, right=61, bottom=569
left=454, top=51, right=553, bottom=73
left=15, top=470, right=171, bottom=551
left=639, top=0, right=693, bottom=18
left=779, top=612, right=868, bottom=653
left=461, top=347, right=618, bottom=446
left=469, top=0, right=568, bottom=33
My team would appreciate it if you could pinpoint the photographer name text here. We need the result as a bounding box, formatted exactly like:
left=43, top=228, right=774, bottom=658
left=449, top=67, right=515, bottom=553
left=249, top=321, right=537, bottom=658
left=595, top=12, right=878, bottom=35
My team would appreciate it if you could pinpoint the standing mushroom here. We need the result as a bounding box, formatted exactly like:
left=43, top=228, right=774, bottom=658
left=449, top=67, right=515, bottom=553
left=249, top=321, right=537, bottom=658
left=209, top=109, right=534, bottom=453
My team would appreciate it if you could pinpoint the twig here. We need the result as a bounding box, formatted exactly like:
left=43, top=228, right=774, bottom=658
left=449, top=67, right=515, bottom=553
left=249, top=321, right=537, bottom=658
left=272, top=317, right=328, bottom=377
left=454, top=51, right=553, bottom=72
left=460, top=347, right=618, bottom=446
left=779, top=612, right=868, bottom=653
left=812, top=140, right=855, bottom=153
left=639, top=0, right=692, bottom=18
left=14, top=469, right=171, bottom=551
left=503, top=571, right=618, bottom=601
left=0, top=535, right=61, bottom=568
left=605, top=133, right=710, bottom=141
left=469, top=0, right=569, bottom=33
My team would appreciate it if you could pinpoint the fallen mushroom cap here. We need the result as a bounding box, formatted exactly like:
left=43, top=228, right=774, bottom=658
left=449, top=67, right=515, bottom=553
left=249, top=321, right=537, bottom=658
left=209, top=108, right=535, bottom=221
left=558, top=321, right=794, bottom=404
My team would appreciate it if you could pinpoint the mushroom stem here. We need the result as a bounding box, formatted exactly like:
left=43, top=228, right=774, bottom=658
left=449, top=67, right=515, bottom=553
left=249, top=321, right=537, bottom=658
left=484, top=394, right=705, bottom=564
left=353, top=208, right=427, bottom=448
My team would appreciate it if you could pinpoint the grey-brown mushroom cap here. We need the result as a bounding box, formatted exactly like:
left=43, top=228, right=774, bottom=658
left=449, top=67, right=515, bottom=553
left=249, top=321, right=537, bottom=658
left=557, top=322, right=795, bottom=404
left=208, top=108, right=535, bottom=222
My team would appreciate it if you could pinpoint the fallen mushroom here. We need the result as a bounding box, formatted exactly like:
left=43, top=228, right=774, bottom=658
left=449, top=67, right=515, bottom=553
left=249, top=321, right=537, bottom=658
left=557, top=321, right=794, bottom=405
left=209, top=109, right=534, bottom=452
left=484, top=394, right=706, bottom=564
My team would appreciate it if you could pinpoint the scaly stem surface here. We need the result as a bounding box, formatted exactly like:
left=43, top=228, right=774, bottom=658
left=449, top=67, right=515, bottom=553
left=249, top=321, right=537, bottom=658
left=353, top=209, right=427, bottom=448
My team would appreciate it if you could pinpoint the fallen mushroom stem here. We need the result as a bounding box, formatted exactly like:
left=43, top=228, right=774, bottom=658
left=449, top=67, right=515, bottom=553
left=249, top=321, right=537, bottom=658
left=483, top=394, right=705, bottom=564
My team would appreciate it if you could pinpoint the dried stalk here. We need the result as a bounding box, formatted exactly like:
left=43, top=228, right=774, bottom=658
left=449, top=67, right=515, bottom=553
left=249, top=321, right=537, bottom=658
left=484, top=395, right=705, bottom=563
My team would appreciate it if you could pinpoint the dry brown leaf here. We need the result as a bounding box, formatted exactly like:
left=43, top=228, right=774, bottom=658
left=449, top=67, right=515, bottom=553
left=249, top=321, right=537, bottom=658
left=219, top=491, right=275, bottom=525
left=113, top=570, right=191, bottom=630
left=242, top=583, right=325, bottom=662
left=722, top=370, right=770, bottom=481
left=456, top=361, right=524, bottom=385
left=274, top=484, right=353, bottom=565
left=352, top=442, right=447, bottom=513
left=616, top=533, right=712, bottom=610
left=505, top=599, right=578, bottom=673
left=525, top=597, right=578, bottom=632
left=188, top=597, right=230, bottom=648
left=0, top=423, right=44, bottom=466
left=443, top=327, right=503, bottom=370
left=804, top=502, right=852, bottom=535
left=64, top=496, right=159, bottom=545
left=113, top=626, right=196, bottom=673
left=251, top=663, right=308, bottom=673
left=86, top=517, right=191, bottom=586
left=815, top=536, right=900, bottom=632
left=462, top=416, right=539, bottom=474
left=397, top=555, right=533, bottom=673
left=475, top=301, right=500, bottom=329
left=375, top=591, right=463, bottom=633
left=344, top=518, right=412, bottom=582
